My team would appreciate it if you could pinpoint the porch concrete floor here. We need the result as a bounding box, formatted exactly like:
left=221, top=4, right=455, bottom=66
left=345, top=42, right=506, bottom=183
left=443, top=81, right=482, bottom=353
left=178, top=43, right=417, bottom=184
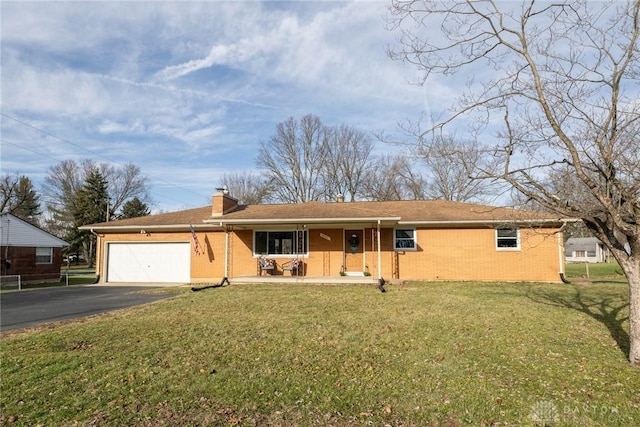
left=229, top=275, right=379, bottom=285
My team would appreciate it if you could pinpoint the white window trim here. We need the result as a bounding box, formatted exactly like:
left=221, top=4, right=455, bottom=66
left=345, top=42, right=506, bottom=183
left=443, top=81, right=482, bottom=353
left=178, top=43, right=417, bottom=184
left=35, top=247, right=53, bottom=264
left=495, top=228, right=521, bottom=251
left=394, top=228, right=417, bottom=251
left=253, top=230, right=309, bottom=257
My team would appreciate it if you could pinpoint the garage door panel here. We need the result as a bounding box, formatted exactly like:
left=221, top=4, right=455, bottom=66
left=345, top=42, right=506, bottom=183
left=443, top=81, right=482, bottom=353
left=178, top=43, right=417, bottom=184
left=107, top=243, right=190, bottom=283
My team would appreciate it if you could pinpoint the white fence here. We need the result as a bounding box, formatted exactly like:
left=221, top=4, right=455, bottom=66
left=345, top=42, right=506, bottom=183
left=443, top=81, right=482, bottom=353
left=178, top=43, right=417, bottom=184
left=0, top=271, right=94, bottom=290
left=0, top=274, right=74, bottom=290
left=0, top=275, right=21, bottom=290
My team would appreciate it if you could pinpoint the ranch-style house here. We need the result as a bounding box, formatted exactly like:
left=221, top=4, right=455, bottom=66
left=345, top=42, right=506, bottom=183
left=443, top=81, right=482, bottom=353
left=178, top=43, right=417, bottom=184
left=80, top=189, right=570, bottom=284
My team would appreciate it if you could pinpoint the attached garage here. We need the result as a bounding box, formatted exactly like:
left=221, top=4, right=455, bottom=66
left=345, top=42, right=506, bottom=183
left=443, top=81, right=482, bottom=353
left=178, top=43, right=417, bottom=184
left=106, top=242, right=190, bottom=283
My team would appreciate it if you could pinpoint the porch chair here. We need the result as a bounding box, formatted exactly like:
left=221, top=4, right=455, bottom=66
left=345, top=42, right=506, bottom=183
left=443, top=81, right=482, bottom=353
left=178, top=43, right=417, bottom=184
left=281, top=258, right=302, bottom=276
left=258, top=257, right=275, bottom=275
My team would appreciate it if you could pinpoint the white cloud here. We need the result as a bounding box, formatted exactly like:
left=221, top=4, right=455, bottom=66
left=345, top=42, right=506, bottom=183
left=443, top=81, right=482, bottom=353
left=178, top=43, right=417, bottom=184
left=1, top=0, right=437, bottom=210
left=153, top=44, right=232, bottom=82
left=97, top=120, right=145, bottom=135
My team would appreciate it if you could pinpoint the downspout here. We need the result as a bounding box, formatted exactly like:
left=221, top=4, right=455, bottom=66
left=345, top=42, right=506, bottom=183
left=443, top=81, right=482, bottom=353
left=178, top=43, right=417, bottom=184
left=557, top=224, right=570, bottom=284
left=90, top=229, right=101, bottom=283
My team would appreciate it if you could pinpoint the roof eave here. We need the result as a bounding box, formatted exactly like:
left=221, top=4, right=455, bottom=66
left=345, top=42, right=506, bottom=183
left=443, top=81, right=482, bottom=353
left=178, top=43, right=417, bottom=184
left=78, top=223, right=223, bottom=233
left=399, top=218, right=571, bottom=227
left=79, top=216, right=573, bottom=232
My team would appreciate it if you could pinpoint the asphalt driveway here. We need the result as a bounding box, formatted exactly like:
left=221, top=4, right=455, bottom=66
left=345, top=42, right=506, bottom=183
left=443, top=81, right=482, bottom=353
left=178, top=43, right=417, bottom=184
left=0, top=285, right=179, bottom=332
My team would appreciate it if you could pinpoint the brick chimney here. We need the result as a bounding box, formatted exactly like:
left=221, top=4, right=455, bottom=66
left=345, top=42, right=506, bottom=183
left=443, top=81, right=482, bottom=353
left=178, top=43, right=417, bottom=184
left=211, top=187, right=239, bottom=217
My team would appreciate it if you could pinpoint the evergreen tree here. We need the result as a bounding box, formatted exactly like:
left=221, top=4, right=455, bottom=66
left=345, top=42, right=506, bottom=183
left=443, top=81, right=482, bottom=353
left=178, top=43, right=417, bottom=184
left=119, top=197, right=150, bottom=219
left=0, top=174, right=41, bottom=224
left=70, top=169, right=110, bottom=267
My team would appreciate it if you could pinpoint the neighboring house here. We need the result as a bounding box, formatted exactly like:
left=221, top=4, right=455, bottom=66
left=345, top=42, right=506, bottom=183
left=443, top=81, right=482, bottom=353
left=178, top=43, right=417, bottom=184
left=565, top=237, right=609, bottom=263
left=80, top=189, right=569, bottom=285
left=1, top=213, right=69, bottom=283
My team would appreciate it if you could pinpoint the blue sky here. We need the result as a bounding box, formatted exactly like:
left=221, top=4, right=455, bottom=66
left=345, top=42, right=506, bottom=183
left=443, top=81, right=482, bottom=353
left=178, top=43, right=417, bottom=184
left=1, top=0, right=454, bottom=213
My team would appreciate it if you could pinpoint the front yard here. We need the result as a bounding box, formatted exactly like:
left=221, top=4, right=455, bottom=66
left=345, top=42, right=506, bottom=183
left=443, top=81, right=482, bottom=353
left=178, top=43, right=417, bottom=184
left=1, top=280, right=638, bottom=426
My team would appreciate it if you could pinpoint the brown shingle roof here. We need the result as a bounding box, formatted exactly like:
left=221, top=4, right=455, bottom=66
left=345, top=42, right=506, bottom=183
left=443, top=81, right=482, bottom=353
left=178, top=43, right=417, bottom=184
left=219, top=200, right=555, bottom=222
left=82, top=200, right=564, bottom=232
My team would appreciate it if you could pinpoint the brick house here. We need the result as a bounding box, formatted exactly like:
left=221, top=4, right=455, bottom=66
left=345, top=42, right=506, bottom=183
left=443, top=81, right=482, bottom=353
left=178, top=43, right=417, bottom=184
left=81, top=190, right=569, bottom=285
left=1, top=213, right=69, bottom=283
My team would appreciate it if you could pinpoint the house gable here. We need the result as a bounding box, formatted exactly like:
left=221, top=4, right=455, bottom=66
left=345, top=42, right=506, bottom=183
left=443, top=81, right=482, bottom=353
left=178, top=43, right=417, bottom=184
left=1, top=213, right=69, bottom=248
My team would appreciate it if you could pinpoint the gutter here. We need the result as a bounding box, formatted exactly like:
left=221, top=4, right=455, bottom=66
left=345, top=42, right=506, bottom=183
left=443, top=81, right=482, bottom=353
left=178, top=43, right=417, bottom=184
left=399, top=218, right=575, bottom=227
left=80, top=217, right=579, bottom=231
left=78, top=223, right=224, bottom=233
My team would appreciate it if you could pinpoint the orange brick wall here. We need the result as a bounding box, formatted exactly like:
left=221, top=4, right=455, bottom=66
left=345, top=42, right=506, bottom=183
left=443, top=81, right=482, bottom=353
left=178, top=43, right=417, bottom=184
left=307, top=229, right=344, bottom=276
left=378, top=227, right=563, bottom=282
left=227, top=229, right=258, bottom=277
left=97, top=225, right=564, bottom=283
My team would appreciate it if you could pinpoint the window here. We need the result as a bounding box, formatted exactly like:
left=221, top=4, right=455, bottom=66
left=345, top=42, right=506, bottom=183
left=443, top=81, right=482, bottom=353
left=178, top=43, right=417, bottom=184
left=394, top=228, right=416, bottom=250
left=575, top=250, right=587, bottom=257
left=254, top=230, right=308, bottom=256
left=496, top=228, right=520, bottom=250
left=36, top=247, right=53, bottom=264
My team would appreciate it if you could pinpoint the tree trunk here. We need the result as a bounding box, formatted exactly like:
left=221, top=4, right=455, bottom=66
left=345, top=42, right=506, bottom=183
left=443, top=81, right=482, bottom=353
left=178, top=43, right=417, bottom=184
left=584, top=222, right=639, bottom=366
left=83, top=239, right=95, bottom=269
left=620, top=257, right=640, bottom=365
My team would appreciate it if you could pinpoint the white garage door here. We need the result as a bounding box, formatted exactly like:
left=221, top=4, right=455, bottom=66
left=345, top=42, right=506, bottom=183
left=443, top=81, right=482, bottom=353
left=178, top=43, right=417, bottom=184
left=107, top=242, right=191, bottom=283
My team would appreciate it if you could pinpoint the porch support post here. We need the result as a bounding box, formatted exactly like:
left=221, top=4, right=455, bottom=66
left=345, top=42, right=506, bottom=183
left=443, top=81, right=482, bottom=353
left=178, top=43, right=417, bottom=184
left=377, top=220, right=382, bottom=280
left=224, top=225, right=229, bottom=278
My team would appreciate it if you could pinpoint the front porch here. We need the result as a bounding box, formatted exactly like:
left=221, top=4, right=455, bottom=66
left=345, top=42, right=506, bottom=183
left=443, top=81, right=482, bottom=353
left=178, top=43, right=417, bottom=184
left=230, top=275, right=379, bottom=285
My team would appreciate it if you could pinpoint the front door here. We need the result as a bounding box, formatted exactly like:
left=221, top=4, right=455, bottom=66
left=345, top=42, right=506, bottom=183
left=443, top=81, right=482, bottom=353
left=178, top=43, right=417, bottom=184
left=344, top=229, right=364, bottom=274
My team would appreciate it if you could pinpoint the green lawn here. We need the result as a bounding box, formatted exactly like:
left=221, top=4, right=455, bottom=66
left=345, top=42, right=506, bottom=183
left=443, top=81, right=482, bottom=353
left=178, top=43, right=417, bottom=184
left=565, top=261, right=627, bottom=283
left=1, top=281, right=638, bottom=426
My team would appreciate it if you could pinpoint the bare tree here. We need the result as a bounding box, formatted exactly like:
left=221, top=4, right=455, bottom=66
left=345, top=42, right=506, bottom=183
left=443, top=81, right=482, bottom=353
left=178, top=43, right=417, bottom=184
left=323, top=125, right=375, bottom=201
left=256, top=115, right=329, bottom=203
left=388, top=0, right=640, bottom=364
left=361, top=153, right=426, bottom=201
left=420, top=135, right=497, bottom=202
left=42, top=159, right=88, bottom=226
left=106, top=163, right=151, bottom=215
left=220, top=172, right=271, bottom=205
